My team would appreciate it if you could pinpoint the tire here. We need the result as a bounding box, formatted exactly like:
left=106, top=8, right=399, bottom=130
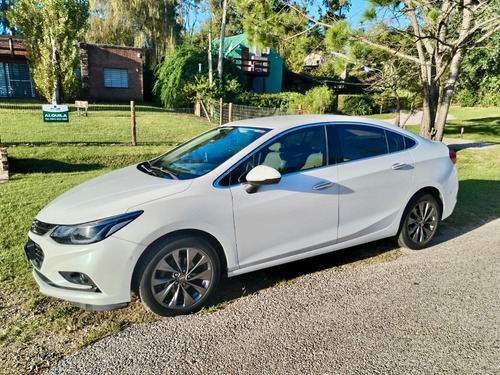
left=398, top=193, right=441, bottom=250
left=136, top=235, right=220, bottom=316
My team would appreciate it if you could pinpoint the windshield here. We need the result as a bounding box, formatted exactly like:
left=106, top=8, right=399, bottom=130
left=142, top=126, right=269, bottom=180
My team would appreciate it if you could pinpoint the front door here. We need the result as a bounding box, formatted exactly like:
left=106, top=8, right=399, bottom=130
left=228, top=125, right=339, bottom=270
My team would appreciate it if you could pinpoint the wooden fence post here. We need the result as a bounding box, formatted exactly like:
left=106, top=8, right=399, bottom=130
left=131, top=100, right=137, bottom=146
left=228, top=102, right=233, bottom=123
left=194, top=100, right=201, bottom=117
left=219, top=97, right=223, bottom=126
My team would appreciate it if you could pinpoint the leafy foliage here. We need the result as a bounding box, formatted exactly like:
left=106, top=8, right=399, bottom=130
left=6, top=0, right=89, bottom=104
left=294, top=85, right=335, bottom=114
left=86, top=0, right=181, bottom=67
left=455, top=89, right=478, bottom=107
left=154, top=43, right=246, bottom=108
left=338, top=94, right=376, bottom=116
left=235, top=91, right=303, bottom=109
left=233, top=0, right=345, bottom=74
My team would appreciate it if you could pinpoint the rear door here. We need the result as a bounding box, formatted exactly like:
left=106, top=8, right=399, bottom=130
left=331, top=124, right=415, bottom=243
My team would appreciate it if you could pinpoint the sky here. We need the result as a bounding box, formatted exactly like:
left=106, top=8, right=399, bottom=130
left=346, top=0, right=370, bottom=26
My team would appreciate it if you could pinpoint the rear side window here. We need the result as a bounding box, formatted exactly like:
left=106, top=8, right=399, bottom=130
left=404, top=137, right=416, bottom=148
left=337, top=125, right=388, bottom=162
left=386, top=130, right=405, bottom=152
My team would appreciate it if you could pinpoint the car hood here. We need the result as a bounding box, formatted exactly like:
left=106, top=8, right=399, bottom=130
left=37, top=165, right=193, bottom=225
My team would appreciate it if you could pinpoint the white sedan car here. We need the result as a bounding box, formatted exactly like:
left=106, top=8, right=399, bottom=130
left=25, top=115, right=458, bottom=316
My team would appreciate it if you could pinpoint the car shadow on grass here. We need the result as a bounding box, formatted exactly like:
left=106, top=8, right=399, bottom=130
left=9, top=157, right=103, bottom=174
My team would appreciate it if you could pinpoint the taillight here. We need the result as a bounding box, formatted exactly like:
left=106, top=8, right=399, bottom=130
left=449, top=149, right=457, bottom=164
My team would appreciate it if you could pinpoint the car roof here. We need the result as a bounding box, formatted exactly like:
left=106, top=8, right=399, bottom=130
left=223, top=114, right=400, bottom=132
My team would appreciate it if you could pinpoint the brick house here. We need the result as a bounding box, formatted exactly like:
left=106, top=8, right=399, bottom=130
left=79, top=43, right=143, bottom=102
left=0, top=36, right=143, bottom=102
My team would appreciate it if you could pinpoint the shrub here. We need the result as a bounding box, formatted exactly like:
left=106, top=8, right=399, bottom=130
left=154, top=44, right=246, bottom=108
left=455, top=89, right=478, bottom=107
left=291, top=85, right=334, bottom=114
left=235, top=92, right=303, bottom=109
left=338, top=95, right=376, bottom=116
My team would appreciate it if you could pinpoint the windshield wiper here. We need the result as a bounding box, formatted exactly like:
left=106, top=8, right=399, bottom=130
left=147, top=163, right=179, bottom=180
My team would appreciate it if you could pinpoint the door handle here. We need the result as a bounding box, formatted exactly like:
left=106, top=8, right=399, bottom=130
left=392, top=163, right=408, bottom=170
left=313, top=181, right=334, bottom=190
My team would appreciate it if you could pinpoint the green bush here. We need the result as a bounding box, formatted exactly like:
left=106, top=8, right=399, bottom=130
left=235, top=87, right=335, bottom=114
left=478, top=77, right=500, bottom=107
left=296, top=85, right=335, bottom=114
left=235, top=92, right=303, bottom=109
left=455, top=89, right=478, bottom=107
left=338, top=95, right=376, bottom=116
left=154, top=44, right=246, bottom=108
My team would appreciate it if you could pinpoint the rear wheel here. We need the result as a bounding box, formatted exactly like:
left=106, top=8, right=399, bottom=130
left=398, top=193, right=441, bottom=250
left=136, top=235, right=220, bottom=316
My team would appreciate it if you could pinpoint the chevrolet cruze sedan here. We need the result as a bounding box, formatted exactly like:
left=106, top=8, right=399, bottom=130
left=25, top=115, right=458, bottom=316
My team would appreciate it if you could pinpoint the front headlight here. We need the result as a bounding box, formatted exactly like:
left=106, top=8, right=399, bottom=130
left=50, top=211, right=143, bottom=245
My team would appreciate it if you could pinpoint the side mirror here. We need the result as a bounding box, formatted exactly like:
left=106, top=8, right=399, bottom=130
left=245, top=165, right=282, bottom=194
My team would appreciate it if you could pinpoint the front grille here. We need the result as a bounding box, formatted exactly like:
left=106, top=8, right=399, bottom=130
left=31, top=220, right=56, bottom=236
left=25, top=239, right=45, bottom=269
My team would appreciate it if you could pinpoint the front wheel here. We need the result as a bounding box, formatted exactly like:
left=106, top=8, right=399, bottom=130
left=398, top=193, right=441, bottom=250
left=136, top=235, right=220, bottom=316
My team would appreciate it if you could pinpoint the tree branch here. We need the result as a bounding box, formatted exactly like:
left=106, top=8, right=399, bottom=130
left=354, top=34, right=422, bottom=65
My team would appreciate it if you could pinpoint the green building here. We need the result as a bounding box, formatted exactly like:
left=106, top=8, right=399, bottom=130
left=213, top=34, right=284, bottom=94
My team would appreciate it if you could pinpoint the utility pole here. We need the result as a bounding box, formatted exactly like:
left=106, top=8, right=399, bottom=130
left=217, top=0, right=228, bottom=81
left=208, top=17, right=213, bottom=86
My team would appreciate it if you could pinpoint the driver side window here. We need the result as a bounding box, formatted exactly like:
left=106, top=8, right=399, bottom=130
left=222, top=125, right=327, bottom=186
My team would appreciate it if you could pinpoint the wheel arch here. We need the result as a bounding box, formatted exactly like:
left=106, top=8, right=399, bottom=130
left=131, top=229, right=229, bottom=293
left=397, top=186, right=444, bottom=236
left=410, top=186, right=444, bottom=219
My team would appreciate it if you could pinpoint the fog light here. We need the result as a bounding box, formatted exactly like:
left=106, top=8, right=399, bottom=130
left=60, top=271, right=98, bottom=289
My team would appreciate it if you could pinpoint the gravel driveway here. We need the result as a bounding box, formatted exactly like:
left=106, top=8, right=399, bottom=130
left=45, top=219, right=500, bottom=375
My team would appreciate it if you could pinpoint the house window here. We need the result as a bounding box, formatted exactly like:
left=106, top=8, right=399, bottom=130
left=0, top=62, right=36, bottom=98
left=103, top=68, right=128, bottom=88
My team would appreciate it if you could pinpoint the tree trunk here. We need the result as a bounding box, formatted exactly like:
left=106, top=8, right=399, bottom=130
left=434, top=49, right=465, bottom=141
left=420, top=84, right=434, bottom=139
left=208, top=17, right=213, bottom=86
left=49, top=31, right=60, bottom=105
left=217, top=0, right=228, bottom=81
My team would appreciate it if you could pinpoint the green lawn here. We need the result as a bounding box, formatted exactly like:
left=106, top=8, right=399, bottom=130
left=0, top=105, right=499, bottom=374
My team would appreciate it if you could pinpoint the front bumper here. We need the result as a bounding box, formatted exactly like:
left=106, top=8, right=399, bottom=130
left=25, top=232, right=147, bottom=309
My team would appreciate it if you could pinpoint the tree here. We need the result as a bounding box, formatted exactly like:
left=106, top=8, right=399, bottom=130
left=154, top=43, right=246, bottom=108
left=7, top=0, right=89, bottom=104
left=457, top=32, right=500, bottom=106
left=359, top=0, right=500, bottom=140
left=190, top=0, right=244, bottom=49
left=85, top=0, right=181, bottom=66
left=233, top=0, right=500, bottom=141
left=232, top=0, right=351, bottom=73
left=85, top=0, right=135, bottom=46
left=358, top=25, right=421, bottom=127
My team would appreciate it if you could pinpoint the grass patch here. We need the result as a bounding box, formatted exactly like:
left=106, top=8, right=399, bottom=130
left=0, top=104, right=499, bottom=374
left=445, top=107, right=500, bottom=142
